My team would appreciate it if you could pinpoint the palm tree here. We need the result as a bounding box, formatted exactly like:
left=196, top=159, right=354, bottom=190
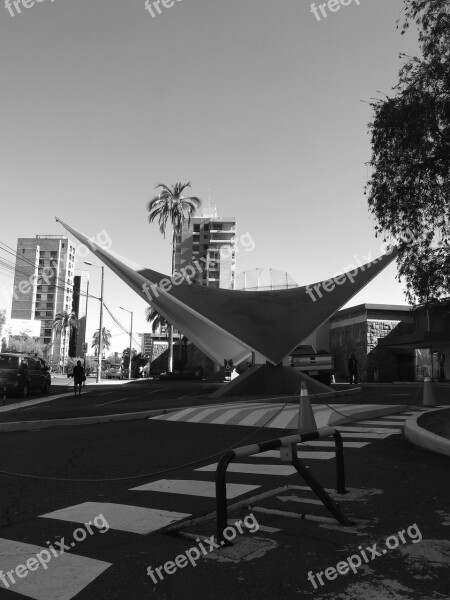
left=147, top=182, right=201, bottom=371
left=91, top=327, right=112, bottom=356
left=145, top=307, right=169, bottom=334
left=146, top=307, right=182, bottom=369
left=52, top=311, right=79, bottom=373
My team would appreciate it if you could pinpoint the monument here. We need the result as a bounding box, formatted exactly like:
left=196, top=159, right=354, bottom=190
left=56, top=218, right=398, bottom=397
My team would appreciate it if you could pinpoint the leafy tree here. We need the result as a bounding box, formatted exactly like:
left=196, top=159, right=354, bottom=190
left=147, top=182, right=201, bottom=371
left=4, top=336, right=51, bottom=359
left=66, top=355, right=96, bottom=376
left=0, top=309, right=6, bottom=339
left=366, top=0, right=450, bottom=305
left=91, top=327, right=112, bottom=354
left=52, top=311, right=80, bottom=372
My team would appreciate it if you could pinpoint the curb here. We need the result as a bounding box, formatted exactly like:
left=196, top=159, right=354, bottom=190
left=0, top=407, right=181, bottom=433
left=287, top=386, right=362, bottom=402
left=403, top=407, right=450, bottom=458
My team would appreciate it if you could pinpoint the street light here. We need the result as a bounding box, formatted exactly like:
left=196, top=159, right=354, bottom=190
left=119, top=307, right=133, bottom=379
left=84, top=262, right=104, bottom=383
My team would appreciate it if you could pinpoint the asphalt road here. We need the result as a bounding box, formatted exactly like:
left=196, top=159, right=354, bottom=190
left=0, top=383, right=449, bottom=599
left=2, top=380, right=449, bottom=424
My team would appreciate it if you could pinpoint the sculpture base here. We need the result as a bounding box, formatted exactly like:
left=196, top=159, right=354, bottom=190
left=210, top=364, right=334, bottom=398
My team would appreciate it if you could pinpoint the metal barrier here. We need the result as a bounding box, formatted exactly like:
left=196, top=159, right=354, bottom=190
left=215, top=427, right=350, bottom=543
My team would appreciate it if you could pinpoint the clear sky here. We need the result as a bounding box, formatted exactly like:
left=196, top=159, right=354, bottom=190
left=0, top=0, right=420, bottom=353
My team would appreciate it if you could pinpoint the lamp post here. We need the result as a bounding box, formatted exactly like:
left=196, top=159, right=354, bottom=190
left=84, top=262, right=104, bottom=383
left=119, top=307, right=133, bottom=379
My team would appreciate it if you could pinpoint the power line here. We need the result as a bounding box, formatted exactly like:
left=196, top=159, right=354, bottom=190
left=0, top=242, right=98, bottom=302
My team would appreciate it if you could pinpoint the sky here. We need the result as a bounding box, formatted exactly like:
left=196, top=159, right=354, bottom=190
left=0, top=0, right=421, bottom=354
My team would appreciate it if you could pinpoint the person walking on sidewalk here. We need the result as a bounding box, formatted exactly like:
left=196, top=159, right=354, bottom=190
left=348, top=353, right=359, bottom=385
left=72, top=360, right=85, bottom=396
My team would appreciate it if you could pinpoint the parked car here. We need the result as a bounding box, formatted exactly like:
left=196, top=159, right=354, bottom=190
left=159, top=370, right=203, bottom=381
left=289, top=345, right=335, bottom=385
left=105, top=365, right=122, bottom=379
left=0, top=353, right=51, bottom=398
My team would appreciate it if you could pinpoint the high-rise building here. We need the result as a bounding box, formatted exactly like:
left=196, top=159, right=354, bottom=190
left=11, top=235, right=77, bottom=366
left=174, top=205, right=236, bottom=289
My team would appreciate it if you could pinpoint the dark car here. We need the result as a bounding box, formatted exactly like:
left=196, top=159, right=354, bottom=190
left=0, top=353, right=51, bottom=398
left=159, top=370, right=203, bottom=381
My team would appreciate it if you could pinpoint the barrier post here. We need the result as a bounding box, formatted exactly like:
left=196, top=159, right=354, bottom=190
left=334, top=431, right=347, bottom=494
left=290, top=448, right=351, bottom=525
left=216, top=451, right=235, bottom=544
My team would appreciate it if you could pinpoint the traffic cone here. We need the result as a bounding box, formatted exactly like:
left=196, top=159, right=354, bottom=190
left=298, top=382, right=317, bottom=434
left=423, top=377, right=437, bottom=407
left=331, top=374, right=336, bottom=384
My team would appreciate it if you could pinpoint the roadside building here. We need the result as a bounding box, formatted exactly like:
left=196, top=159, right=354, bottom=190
left=10, top=235, right=76, bottom=369
left=377, top=299, right=450, bottom=382
left=330, top=304, right=415, bottom=383
left=174, top=204, right=236, bottom=289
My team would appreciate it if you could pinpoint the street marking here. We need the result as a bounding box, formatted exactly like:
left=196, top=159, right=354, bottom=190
left=277, top=495, right=324, bottom=505
left=253, top=450, right=334, bottom=460
left=151, top=402, right=406, bottom=430
left=0, top=393, right=73, bottom=414
left=130, top=479, right=260, bottom=498
left=196, top=463, right=297, bottom=476
left=266, top=409, right=300, bottom=429
left=176, top=391, right=199, bottom=400
left=258, top=525, right=281, bottom=533
left=300, top=440, right=369, bottom=448
left=227, top=518, right=281, bottom=533
left=41, top=502, right=190, bottom=534
left=209, top=407, right=258, bottom=425
left=340, top=432, right=392, bottom=439
left=0, top=537, right=111, bottom=600
left=94, top=397, right=129, bottom=408
left=357, top=420, right=407, bottom=426
left=336, top=426, right=402, bottom=434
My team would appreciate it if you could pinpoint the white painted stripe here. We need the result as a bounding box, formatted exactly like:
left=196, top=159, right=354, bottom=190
left=238, top=408, right=278, bottom=427
left=196, top=463, right=297, bottom=476
left=340, top=432, right=392, bottom=439
left=186, top=407, right=229, bottom=423
left=277, top=495, right=323, bottom=505
left=336, top=426, right=402, bottom=434
left=209, top=408, right=251, bottom=424
left=156, top=406, right=207, bottom=422
left=254, top=450, right=334, bottom=460
left=0, top=537, right=111, bottom=600
left=226, top=518, right=280, bottom=533
left=257, top=525, right=281, bottom=533
left=130, top=479, right=260, bottom=499
left=94, top=397, right=129, bottom=408
left=41, top=502, right=190, bottom=534
left=299, top=440, right=369, bottom=448
left=267, top=409, right=300, bottom=429
left=357, top=420, right=406, bottom=426
left=0, top=392, right=73, bottom=413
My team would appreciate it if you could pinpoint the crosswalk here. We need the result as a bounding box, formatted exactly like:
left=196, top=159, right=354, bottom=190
left=150, top=401, right=411, bottom=429
left=0, top=406, right=427, bottom=599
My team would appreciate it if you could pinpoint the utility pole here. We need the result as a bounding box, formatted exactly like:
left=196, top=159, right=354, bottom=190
left=120, top=307, right=133, bottom=379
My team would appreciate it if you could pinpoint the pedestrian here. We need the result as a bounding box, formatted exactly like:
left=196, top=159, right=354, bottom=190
left=348, top=353, right=359, bottom=385
left=72, top=360, right=85, bottom=396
